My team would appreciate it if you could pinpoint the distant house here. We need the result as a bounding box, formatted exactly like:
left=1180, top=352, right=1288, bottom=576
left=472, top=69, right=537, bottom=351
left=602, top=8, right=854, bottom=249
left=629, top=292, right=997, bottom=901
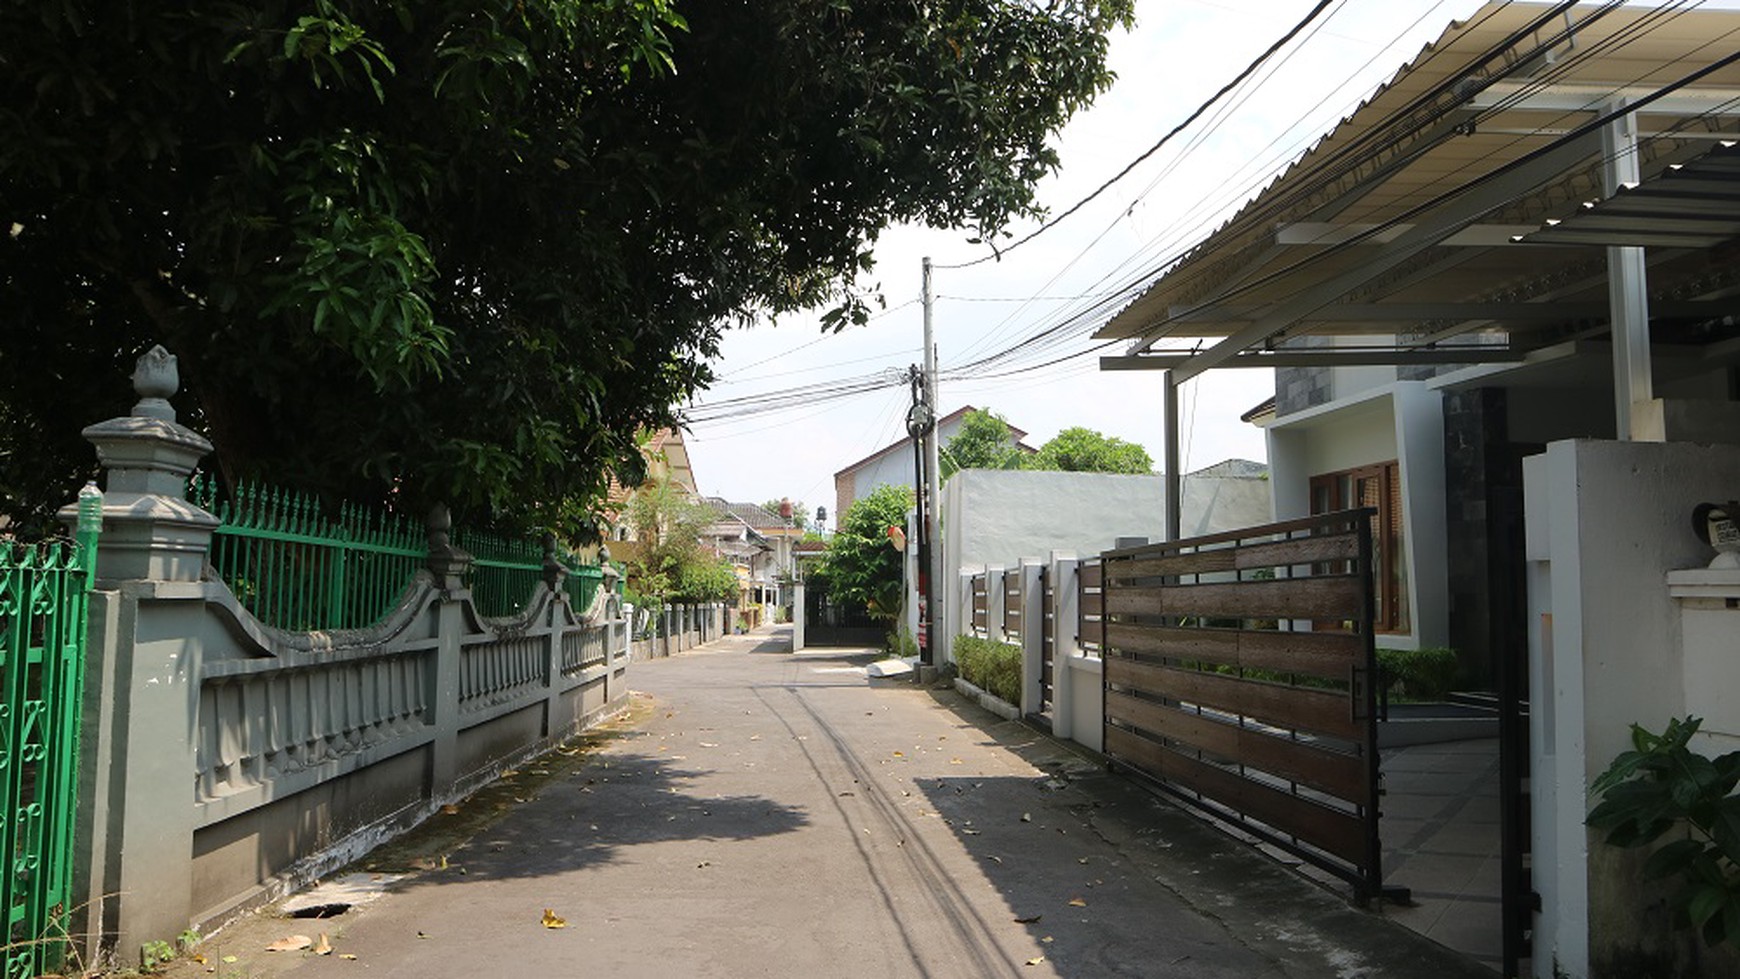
left=601, top=428, right=700, bottom=562
left=700, top=499, right=804, bottom=608
left=833, top=406, right=1033, bottom=520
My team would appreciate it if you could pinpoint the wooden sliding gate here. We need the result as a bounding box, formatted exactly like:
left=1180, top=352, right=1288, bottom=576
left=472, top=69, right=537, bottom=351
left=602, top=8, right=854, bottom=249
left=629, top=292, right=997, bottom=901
left=1101, top=510, right=1384, bottom=900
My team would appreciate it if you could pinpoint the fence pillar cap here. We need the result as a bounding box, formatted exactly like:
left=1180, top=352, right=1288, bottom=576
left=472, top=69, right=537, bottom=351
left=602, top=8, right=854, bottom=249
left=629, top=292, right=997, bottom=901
left=63, top=345, right=217, bottom=582
left=425, top=504, right=474, bottom=588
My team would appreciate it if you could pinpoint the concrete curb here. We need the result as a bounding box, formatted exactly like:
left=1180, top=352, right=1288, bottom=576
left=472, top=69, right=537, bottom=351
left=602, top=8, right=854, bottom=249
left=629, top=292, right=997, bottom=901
left=953, top=676, right=1020, bottom=720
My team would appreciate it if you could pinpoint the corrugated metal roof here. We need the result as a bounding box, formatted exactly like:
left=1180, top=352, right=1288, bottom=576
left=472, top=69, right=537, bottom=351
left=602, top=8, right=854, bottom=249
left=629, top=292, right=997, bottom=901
left=1516, top=139, right=1740, bottom=247
left=1095, top=2, right=1740, bottom=369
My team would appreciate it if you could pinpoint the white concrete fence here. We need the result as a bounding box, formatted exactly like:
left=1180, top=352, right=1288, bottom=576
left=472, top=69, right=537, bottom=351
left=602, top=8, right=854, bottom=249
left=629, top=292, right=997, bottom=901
left=957, top=551, right=1106, bottom=753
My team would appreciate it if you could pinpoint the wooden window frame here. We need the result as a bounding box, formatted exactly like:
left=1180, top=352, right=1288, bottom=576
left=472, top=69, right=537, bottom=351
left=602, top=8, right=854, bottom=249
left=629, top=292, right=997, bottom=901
left=1309, top=462, right=1408, bottom=634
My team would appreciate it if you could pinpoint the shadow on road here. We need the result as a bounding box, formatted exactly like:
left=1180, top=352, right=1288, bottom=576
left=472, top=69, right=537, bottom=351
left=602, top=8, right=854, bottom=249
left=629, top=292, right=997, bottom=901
left=358, top=748, right=809, bottom=892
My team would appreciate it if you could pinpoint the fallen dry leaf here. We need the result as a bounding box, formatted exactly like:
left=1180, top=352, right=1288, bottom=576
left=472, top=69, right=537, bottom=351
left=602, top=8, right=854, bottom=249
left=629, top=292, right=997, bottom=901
left=542, top=908, right=568, bottom=929
left=1067, top=897, right=1088, bottom=908
left=1020, top=813, right=1032, bottom=823
left=1026, top=957, right=1046, bottom=966
left=892, top=751, right=904, bottom=757
left=265, top=935, right=312, bottom=952
left=190, top=954, right=207, bottom=965
left=221, top=955, right=238, bottom=964
left=440, top=804, right=461, bottom=815
left=312, top=934, right=333, bottom=956
left=339, top=954, right=359, bottom=961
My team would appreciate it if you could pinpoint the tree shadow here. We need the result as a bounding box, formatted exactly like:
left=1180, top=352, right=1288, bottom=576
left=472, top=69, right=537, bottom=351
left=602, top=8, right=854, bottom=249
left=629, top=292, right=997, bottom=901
left=907, top=689, right=1500, bottom=979
left=364, top=750, right=808, bottom=891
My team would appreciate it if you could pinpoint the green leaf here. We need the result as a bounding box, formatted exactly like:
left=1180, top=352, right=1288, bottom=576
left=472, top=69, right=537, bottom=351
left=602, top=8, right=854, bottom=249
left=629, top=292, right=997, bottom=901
left=1688, top=883, right=1728, bottom=931
left=1644, top=838, right=1707, bottom=881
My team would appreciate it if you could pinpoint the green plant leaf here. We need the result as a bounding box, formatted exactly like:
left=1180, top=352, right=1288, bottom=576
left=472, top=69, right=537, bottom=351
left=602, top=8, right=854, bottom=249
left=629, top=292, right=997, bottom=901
left=1644, top=838, right=1707, bottom=881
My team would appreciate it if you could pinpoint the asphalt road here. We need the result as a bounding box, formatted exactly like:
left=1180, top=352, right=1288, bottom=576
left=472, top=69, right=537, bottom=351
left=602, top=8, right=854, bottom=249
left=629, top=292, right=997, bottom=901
left=203, top=628, right=1493, bottom=979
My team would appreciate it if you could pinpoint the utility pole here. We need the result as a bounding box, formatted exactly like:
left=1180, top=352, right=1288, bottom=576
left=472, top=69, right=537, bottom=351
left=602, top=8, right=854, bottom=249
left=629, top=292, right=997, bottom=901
left=905, top=364, right=934, bottom=666
left=922, top=258, right=942, bottom=669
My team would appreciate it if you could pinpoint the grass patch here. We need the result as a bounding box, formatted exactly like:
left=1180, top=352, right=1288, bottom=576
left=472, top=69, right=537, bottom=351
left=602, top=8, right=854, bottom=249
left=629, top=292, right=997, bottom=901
left=954, top=635, right=1022, bottom=706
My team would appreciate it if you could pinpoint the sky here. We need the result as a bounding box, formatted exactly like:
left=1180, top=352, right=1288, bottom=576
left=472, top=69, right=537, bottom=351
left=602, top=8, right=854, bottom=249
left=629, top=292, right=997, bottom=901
left=681, top=0, right=1503, bottom=524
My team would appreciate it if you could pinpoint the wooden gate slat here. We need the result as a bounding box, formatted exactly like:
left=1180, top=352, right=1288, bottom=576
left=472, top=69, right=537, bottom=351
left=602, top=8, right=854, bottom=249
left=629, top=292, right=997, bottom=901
left=1106, top=535, right=1363, bottom=580
left=1105, top=657, right=1357, bottom=739
left=1105, top=691, right=1367, bottom=802
left=1107, top=727, right=1370, bottom=866
left=1103, top=624, right=1362, bottom=679
left=1104, top=576, right=1362, bottom=620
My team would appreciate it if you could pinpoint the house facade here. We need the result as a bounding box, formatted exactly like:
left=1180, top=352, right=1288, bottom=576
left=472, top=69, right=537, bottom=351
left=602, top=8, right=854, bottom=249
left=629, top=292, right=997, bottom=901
left=1095, top=4, right=1740, bottom=976
left=832, top=405, right=1032, bottom=522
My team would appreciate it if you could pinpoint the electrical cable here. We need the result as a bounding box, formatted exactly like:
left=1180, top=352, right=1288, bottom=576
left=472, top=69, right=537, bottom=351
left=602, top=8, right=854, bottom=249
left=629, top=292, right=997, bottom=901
left=936, top=0, right=1345, bottom=270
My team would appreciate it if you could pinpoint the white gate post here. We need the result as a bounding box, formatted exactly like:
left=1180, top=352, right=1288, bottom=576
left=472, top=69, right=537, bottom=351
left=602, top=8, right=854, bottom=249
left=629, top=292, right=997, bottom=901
left=986, top=566, right=1006, bottom=644
left=1050, top=552, right=1079, bottom=737
left=1018, top=558, right=1044, bottom=715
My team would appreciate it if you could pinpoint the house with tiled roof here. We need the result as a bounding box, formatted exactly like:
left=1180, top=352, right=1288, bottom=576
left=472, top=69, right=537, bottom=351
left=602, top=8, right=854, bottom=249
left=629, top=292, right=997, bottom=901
left=602, top=428, right=700, bottom=556
left=700, top=498, right=805, bottom=610
left=832, top=406, right=1034, bottom=521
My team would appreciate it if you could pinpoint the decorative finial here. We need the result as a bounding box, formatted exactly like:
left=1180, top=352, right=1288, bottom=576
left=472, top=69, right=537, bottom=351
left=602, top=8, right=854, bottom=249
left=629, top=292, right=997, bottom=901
left=425, top=503, right=452, bottom=550
left=131, top=345, right=180, bottom=422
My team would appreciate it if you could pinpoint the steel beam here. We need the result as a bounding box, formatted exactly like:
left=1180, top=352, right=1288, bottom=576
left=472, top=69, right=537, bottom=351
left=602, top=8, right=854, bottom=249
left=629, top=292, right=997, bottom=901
left=1164, top=131, right=1602, bottom=385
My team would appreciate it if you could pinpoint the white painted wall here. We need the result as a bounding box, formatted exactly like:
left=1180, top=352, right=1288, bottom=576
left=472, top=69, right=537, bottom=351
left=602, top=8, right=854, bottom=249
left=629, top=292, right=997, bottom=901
left=1525, top=439, right=1740, bottom=979
left=938, top=467, right=1272, bottom=664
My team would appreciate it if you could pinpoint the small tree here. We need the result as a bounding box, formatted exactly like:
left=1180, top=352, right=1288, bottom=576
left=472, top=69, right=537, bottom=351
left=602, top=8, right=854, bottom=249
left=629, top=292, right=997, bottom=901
left=818, top=484, right=913, bottom=622
left=940, top=409, right=1023, bottom=479
left=1031, top=427, right=1153, bottom=474
left=672, top=557, right=739, bottom=604
left=624, top=478, right=722, bottom=608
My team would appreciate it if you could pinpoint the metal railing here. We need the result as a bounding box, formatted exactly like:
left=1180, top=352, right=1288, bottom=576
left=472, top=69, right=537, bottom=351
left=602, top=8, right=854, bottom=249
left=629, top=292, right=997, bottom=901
left=0, top=487, right=100, bottom=979
left=189, top=476, right=424, bottom=631
left=190, top=477, right=611, bottom=629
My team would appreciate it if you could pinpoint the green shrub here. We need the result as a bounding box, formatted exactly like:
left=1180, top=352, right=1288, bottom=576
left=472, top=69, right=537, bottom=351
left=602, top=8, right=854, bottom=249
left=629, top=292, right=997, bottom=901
left=1377, top=646, right=1458, bottom=701
left=886, top=628, right=918, bottom=659
left=1588, top=716, right=1740, bottom=948
left=954, top=635, right=1022, bottom=705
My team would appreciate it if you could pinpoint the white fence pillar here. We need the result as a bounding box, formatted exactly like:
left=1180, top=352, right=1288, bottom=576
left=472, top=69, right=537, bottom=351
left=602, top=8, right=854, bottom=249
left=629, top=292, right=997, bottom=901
left=1049, top=552, right=1080, bottom=738
left=792, top=582, right=807, bottom=651
left=1018, top=558, right=1044, bottom=716
left=986, top=566, right=1007, bottom=643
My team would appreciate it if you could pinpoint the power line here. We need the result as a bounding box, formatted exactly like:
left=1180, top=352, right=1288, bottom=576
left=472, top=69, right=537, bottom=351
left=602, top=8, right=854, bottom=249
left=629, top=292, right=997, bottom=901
left=936, top=0, right=1343, bottom=270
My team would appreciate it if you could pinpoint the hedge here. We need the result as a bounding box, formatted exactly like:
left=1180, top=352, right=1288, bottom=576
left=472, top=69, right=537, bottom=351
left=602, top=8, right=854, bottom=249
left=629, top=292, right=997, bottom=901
left=954, top=635, right=1022, bottom=706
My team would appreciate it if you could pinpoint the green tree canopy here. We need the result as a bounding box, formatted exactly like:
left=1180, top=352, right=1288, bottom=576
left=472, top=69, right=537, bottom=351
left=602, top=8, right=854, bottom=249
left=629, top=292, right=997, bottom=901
left=0, top=0, right=1132, bottom=534
left=816, top=483, right=912, bottom=622
left=940, top=409, right=1024, bottom=479
left=1031, top=427, right=1153, bottom=474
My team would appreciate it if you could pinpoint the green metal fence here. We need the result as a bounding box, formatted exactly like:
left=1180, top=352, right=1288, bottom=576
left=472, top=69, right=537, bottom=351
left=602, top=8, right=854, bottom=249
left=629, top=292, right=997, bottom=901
left=189, top=477, right=424, bottom=632
left=1, top=486, right=100, bottom=979
left=455, top=529, right=545, bottom=619
left=191, top=477, right=611, bottom=627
